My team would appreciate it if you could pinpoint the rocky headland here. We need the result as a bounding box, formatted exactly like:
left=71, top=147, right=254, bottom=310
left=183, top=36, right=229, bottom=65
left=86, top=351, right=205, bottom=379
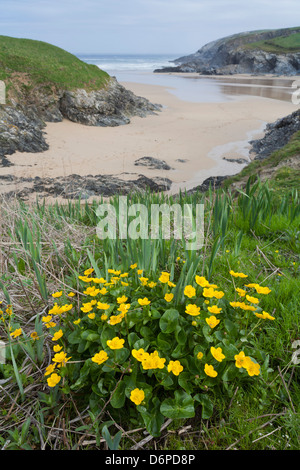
left=0, top=36, right=166, bottom=196
left=155, top=27, right=300, bottom=76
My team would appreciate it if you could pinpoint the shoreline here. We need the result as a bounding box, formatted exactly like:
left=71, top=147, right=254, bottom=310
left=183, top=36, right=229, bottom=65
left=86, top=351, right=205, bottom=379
left=0, top=76, right=297, bottom=202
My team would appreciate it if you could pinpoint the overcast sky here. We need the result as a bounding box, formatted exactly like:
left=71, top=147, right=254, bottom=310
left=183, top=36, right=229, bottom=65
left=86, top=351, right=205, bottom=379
left=1, top=0, right=300, bottom=55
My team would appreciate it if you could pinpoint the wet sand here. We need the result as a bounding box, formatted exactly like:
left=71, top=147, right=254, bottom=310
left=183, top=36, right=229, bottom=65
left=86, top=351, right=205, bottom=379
left=0, top=74, right=298, bottom=199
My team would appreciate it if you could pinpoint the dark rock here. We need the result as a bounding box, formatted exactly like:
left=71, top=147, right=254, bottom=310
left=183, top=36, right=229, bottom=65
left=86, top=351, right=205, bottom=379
left=223, top=157, right=249, bottom=164
left=0, top=105, right=49, bottom=159
left=59, top=78, right=162, bottom=127
left=186, top=176, right=228, bottom=194
left=0, top=173, right=172, bottom=201
left=134, top=156, right=173, bottom=170
left=250, top=108, right=300, bottom=159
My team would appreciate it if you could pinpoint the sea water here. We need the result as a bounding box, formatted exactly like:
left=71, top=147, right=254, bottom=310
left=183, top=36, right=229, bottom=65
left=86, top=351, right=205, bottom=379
left=76, top=53, right=294, bottom=103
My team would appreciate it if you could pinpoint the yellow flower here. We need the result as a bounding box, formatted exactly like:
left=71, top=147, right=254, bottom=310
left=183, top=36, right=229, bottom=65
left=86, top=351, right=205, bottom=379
left=137, top=269, right=143, bottom=275
left=204, top=364, right=218, bottom=378
left=81, top=303, right=93, bottom=313
left=184, top=285, right=196, bottom=298
left=101, top=314, right=108, bottom=321
left=246, top=295, right=259, bottom=304
left=203, top=287, right=216, bottom=298
left=205, top=316, right=220, bottom=328
left=88, top=312, right=95, bottom=320
left=60, top=304, right=73, bottom=313
left=210, top=346, right=225, bottom=362
left=138, top=297, right=151, bottom=306
left=159, top=272, right=170, bottom=283
left=234, top=351, right=248, bottom=368
left=53, top=344, right=62, bottom=352
left=44, top=363, right=56, bottom=376
left=148, top=281, right=157, bottom=288
left=108, top=313, right=125, bottom=325
left=117, top=295, right=128, bottom=304
left=132, top=348, right=147, bottom=362
left=92, top=277, right=106, bottom=284
left=84, top=268, right=94, bottom=276
left=255, top=310, right=275, bottom=320
left=167, top=360, right=183, bottom=376
left=197, top=351, right=204, bottom=360
left=230, top=301, right=257, bottom=312
left=83, top=286, right=100, bottom=297
left=52, top=291, right=63, bottom=298
left=96, top=302, right=110, bottom=310
left=99, top=287, right=108, bottom=295
left=139, top=277, right=149, bottom=286
left=253, top=285, right=271, bottom=295
left=236, top=287, right=246, bottom=297
left=73, top=318, right=81, bottom=325
left=117, top=303, right=131, bottom=313
left=195, top=275, right=209, bottom=287
left=47, top=373, right=61, bottom=387
left=10, top=328, right=22, bottom=339
left=68, top=292, right=76, bottom=297
left=91, top=350, right=109, bottom=365
left=130, top=263, right=137, bottom=269
left=52, top=329, right=63, bottom=341
left=185, top=304, right=201, bottom=316
left=207, top=305, right=222, bottom=314
left=52, top=351, right=71, bottom=366
left=78, top=276, right=93, bottom=283
left=48, top=303, right=64, bottom=315
left=229, top=270, right=248, bottom=278
left=130, top=388, right=145, bottom=405
left=164, top=293, right=174, bottom=302
left=213, top=290, right=225, bottom=299
left=245, top=360, right=260, bottom=376
left=168, top=281, right=176, bottom=288
left=107, top=337, right=125, bottom=350
left=141, top=351, right=166, bottom=370
left=30, top=331, right=39, bottom=341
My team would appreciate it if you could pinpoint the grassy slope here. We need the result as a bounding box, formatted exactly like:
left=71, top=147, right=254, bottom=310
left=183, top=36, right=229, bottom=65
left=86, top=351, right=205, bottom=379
left=223, top=130, right=300, bottom=195
left=0, top=35, right=110, bottom=95
left=242, top=28, right=300, bottom=53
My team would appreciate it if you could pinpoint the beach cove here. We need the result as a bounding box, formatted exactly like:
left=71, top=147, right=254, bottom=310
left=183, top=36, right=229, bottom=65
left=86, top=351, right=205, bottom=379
left=1, top=73, right=297, bottom=201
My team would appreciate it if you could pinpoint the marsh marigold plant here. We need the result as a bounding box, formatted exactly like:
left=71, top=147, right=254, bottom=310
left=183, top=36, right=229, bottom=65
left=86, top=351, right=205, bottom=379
left=39, top=264, right=274, bottom=436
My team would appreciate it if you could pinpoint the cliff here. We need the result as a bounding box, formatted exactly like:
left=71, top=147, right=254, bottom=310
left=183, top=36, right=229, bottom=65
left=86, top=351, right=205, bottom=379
left=155, top=27, right=300, bottom=75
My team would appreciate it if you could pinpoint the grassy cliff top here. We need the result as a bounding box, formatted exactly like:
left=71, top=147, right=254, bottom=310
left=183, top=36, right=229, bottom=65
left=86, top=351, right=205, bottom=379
left=241, top=27, right=300, bottom=53
left=0, top=35, right=110, bottom=92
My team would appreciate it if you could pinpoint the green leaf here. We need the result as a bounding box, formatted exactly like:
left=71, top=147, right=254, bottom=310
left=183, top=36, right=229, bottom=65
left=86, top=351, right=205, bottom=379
left=110, top=380, right=126, bottom=409
left=224, top=319, right=238, bottom=338
left=139, top=397, right=164, bottom=437
left=194, top=393, right=214, bottom=419
left=160, top=390, right=195, bottom=419
left=159, top=308, right=179, bottom=333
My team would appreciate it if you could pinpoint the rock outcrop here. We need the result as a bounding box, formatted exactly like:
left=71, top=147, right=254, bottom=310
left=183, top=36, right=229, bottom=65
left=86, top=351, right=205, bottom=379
left=0, top=77, right=161, bottom=166
left=155, top=27, right=300, bottom=76
left=0, top=173, right=172, bottom=201
left=249, top=108, right=300, bottom=160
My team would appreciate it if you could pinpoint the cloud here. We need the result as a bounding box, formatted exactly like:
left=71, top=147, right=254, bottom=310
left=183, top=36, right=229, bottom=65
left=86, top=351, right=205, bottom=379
left=0, top=0, right=300, bottom=53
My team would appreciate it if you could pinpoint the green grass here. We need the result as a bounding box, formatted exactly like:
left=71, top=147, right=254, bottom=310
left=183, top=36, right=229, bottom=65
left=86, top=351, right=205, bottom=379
left=0, top=35, right=110, bottom=96
left=223, top=130, right=300, bottom=195
left=0, top=176, right=299, bottom=450
left=243, top=29, right=300, bottom=53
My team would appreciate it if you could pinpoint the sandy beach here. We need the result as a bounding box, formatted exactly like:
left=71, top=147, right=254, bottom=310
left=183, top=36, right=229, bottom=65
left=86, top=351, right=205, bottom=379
left=1, top=74, right=298, bottom=199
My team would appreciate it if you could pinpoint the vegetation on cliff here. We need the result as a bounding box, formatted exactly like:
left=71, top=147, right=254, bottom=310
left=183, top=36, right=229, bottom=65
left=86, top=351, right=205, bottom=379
left=0, top=35, right=110, bottom=102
